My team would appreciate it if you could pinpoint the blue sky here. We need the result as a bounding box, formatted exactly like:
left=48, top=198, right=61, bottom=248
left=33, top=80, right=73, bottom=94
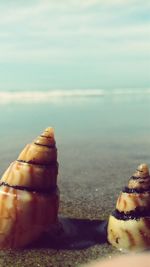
left=0, top=0, right=149, bottom=91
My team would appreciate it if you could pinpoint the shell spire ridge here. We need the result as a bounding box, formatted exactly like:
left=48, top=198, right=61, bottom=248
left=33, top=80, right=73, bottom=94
left=17, top=127, right=57, bottom=165
left=42, top=127, right=55, bottom=137
left=134, top=163, right=149, bottom=178
left=107, top=163, right=150, bottom=251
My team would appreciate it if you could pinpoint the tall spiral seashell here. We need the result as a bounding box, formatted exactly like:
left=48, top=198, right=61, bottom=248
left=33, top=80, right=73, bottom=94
left=107, top=164, right=150, bottom=251
left=0, top=127, right=59, bottom=248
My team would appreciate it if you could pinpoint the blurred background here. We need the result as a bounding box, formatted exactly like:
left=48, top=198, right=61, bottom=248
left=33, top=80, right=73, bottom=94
left=0, top=0, right=150, bottom=210
left=0, top=0, right=150, bottom=200
left=0, top=1, right=150, bottom=265
left=0, top=0, right=149, bottom=90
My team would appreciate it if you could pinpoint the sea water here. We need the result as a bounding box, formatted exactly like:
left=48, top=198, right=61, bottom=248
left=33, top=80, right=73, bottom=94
left=0, top=89, right=150, bottom=180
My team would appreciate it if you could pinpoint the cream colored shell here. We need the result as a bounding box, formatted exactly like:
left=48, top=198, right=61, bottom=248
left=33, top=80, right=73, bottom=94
left=116, top=191, right=150, bottom=213
left=0, top=185, right=59, bottom=248
left=108, top=215, right=150, bottom=250
left=107, top=163, right=150, bottom=251
left=0, top=127, right=59, bottom=248
left=1, top=161, right=58, bottom=190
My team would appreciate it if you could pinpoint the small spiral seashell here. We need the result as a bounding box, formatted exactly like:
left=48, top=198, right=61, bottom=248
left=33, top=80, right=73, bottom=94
left=107, top=164, right=150, bottom=251
left=0, top=127, right=59, bottom=248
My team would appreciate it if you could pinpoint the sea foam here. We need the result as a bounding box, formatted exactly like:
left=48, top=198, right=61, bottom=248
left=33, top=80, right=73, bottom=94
left=0, top=89, right=149, bottom=103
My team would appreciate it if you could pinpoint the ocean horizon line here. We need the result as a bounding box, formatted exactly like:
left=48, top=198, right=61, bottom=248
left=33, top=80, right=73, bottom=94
left=0, top=89, right=150, bottom=103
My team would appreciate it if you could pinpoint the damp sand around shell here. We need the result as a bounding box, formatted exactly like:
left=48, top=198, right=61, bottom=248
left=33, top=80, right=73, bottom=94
left=0, top=148, right=148, bottom=266
left=0, top=138, right=150, bottom=265
left=0, top=160, right=126, bottom=267
left=0, top=216, right=119, bottom=267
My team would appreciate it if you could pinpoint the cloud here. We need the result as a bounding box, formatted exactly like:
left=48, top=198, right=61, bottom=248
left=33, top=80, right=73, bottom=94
left=0, top=0, right=149, bottom=25
left=0, top=0, right=149, bottom=89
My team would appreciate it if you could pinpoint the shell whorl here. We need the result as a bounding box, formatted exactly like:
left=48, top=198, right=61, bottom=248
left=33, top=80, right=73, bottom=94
left=34, top=127, right=56, bottom=147
left=133, top=163, right=149, bottom=178
left=128, top=164, right=150, bottom=190
left=108, top=163, right=150, bottom=250
left=18, top=127, right=57, bottom=165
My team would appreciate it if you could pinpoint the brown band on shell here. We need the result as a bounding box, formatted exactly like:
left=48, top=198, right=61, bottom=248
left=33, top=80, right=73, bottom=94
left=127, top=193, right=140, bottom=208
left=130, top=175, right=150, bottom=180
left=0, top=182, right=58, bottom=195
left=123, top=199, right=127, bottom=210
left=17, top=159, right=58, bottom=167
left=143, top=218, right=150, bottom=231
left=123, top=186, right=150, bottom=194
left=112, top=208, right=150, bottom=221
left=34, top=142, right=55, bottom=148
left=139, top=228, right=150, bottom=246
left=124, top=229, right=136, bottom=247
left=40, top=135, right=54, bottom=139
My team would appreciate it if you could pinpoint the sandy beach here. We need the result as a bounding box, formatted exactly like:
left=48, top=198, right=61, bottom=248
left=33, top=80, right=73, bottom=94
left=0, top=94, right=150, bottom=266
